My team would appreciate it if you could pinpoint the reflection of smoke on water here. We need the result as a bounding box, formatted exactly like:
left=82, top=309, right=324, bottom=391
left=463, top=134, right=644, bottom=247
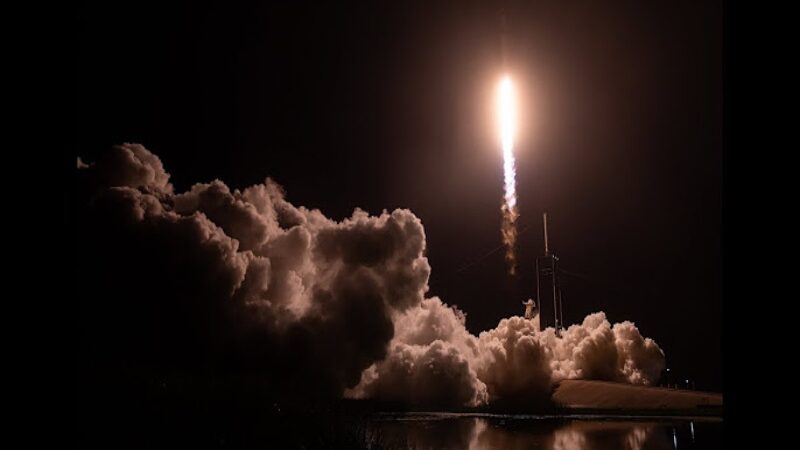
left=550, top=427, right=588, bottom=450
left=358, top=416, right=681, bottom=450
left=466, top=417, right=557, bottom=449
left=625, top=426, right=652, bottom=450
left=469, top=419, right=674, bottom=450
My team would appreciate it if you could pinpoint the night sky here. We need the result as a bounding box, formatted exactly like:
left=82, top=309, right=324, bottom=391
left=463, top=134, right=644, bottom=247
left=76, top=0, right=721, bottom=391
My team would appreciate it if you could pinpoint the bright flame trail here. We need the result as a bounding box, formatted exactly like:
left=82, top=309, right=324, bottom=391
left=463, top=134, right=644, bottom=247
left=498, top=75, right=519, bottom=275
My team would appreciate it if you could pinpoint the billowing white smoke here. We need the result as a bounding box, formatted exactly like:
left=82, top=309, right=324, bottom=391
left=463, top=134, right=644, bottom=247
left=77, top=143, right=664, bottom=407
left=347, top=302, right=665, bottom=407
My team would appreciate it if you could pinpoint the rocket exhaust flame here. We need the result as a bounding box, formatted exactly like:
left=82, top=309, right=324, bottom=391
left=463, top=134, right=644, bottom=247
left=498, top=76, right=518, bottom=275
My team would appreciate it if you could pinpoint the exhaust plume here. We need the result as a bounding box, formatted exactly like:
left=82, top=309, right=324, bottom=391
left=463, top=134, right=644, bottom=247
left=498, top=76, right=519, bottom=275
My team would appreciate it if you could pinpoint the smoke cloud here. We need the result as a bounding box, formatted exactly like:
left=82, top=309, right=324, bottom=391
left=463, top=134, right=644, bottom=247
left=77, top=143, right=664, bottom=408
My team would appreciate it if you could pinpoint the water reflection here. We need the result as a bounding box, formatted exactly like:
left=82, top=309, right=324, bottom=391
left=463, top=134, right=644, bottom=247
left=358, top=415, right=721, bottom=450
left=469, top=419, right=670, bottom=450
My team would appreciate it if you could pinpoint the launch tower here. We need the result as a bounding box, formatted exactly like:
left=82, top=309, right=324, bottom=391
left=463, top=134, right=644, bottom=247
left=536, top=213, right=564, bottom=334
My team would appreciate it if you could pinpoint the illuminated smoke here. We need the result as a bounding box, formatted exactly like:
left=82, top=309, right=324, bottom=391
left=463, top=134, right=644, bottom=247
left=498, top=76, right=519, bottom=275
left=77, top=144, right=665, bottom=409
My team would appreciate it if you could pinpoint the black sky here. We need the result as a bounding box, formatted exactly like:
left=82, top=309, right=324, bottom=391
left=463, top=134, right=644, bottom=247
left=76, top=0, right=721, bottom=390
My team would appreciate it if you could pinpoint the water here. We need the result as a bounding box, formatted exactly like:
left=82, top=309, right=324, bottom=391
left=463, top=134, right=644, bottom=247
left=352, top=413, right=722, bottom=450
